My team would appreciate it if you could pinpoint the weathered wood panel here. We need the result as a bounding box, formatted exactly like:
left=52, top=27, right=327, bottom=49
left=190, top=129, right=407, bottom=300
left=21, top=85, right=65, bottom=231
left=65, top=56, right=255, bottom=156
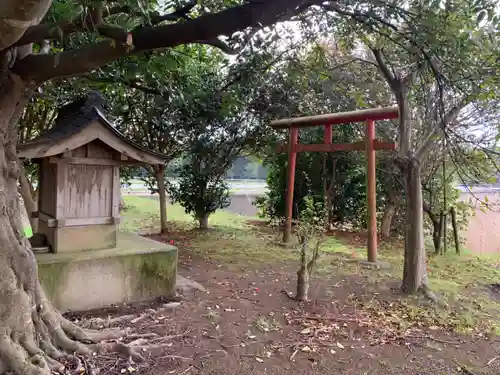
left=58, top=164, right=113, bottom=218
left=86, top=140, right=115, bottom=159
left=111, top=166, right=120, bottom=219
left=70, top=145, right=87, bottom=157
left=39, top=159, right=57, bottom=217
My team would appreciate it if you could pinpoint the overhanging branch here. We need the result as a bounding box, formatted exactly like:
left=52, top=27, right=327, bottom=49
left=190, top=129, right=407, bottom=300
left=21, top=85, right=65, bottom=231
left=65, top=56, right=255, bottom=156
left=85, top=76, right=168, bottom=97
left=13, top=2, right=198, bottom=47
left=13, top=0, right=321, bottom=83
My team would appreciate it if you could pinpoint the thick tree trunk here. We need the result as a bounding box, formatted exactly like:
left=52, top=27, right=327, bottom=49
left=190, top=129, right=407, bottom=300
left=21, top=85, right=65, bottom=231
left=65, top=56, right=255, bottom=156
left=198, top=214, right=209, bottom=230
left=450, top=207, right=460, bottom=255
left=155, top=164, right=168, bottom=235
left=0, top=75, right=130, bottom=375
left=295, top=244, right=309, bottom=301
left=422, top=201, right=442, bottom=254
left=19, top=164, right=38, bottom=233
left=381, top=200, right=396, bottom=239
left=295, top=266, right=309, bottom=301
left=401, top=158, right=428, bottom=294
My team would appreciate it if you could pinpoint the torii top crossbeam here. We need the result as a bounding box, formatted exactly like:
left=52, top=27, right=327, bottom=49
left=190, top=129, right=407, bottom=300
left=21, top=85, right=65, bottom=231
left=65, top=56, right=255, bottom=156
left=270, top=107, right=399, bottom=128
left=269, top=106, right=399, bottom=264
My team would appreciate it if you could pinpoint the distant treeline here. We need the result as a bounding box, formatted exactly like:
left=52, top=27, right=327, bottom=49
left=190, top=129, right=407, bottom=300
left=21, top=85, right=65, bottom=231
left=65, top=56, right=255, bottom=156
left=132, top=156, right=268, bottom=180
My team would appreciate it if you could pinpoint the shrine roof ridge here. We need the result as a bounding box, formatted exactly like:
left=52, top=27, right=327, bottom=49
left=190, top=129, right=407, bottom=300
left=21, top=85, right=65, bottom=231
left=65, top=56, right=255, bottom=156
left=17, top=91, right=168, bottom=165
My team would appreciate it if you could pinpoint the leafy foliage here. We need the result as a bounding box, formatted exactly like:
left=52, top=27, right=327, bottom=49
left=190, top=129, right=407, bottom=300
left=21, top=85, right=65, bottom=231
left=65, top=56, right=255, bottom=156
left=169, top=164, right=231, bottom=228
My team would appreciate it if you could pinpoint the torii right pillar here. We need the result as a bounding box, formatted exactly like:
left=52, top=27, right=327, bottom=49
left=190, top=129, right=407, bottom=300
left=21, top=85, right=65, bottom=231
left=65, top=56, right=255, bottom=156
left=365, top=119, right=377, bottom=263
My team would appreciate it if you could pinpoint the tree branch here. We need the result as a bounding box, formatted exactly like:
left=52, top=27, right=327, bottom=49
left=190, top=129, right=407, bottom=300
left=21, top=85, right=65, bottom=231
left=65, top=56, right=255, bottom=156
left=415, top=97, right=469, bottom=160
left=13, top=0, right=320, bottom=84
left=13, top=6, right=134, bottom=47
left=0, top=0, right=52, bottom=50
left=371, top=48, right=399, bottom=90
left=85, top=76, right=168, bottom=97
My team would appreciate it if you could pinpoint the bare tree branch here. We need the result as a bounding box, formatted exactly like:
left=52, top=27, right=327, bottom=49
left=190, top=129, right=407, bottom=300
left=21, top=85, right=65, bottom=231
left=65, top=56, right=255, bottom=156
left=415, top=96, right=471, bottom=160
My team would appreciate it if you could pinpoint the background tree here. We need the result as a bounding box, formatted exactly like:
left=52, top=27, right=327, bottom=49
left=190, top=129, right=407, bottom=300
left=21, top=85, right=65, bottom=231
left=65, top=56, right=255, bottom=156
left=169, top=72, right=269, bottom=228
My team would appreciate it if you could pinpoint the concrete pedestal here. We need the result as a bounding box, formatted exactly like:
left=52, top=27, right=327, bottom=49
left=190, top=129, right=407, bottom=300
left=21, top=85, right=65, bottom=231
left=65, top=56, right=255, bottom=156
left=37, top=232, right=177, bottom=312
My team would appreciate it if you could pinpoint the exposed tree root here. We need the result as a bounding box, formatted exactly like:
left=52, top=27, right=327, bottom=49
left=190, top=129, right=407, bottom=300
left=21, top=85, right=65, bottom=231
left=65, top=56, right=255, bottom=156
left=0, top=278, right=140, bottom=375
left=85, top=314, right=138, bottom=329
left=420, top=284, right=450, bottom=308
left=281, top=289, right=300, bottom=301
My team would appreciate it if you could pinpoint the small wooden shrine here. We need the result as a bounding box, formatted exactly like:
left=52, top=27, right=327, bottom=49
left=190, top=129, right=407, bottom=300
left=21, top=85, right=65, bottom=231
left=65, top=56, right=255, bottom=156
left=18, top=92, right=168, bottom=253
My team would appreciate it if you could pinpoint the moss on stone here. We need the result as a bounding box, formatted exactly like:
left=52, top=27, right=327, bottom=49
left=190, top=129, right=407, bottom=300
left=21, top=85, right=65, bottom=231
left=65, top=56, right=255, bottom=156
left=129, top=251, right=177, bottom=298
left=37, top=243, right=177, bottom=311
left=38, top=261, right=70, bottom=306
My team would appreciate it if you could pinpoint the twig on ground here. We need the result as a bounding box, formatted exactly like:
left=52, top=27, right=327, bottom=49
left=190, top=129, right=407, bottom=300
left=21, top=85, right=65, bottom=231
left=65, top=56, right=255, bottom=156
left=295, top=315, right=359, bottom=323
left=148, top=329, right=193, bottom=345
left=127, top=332, right=159, bottom=340
left=196, top=349, right=227, bottom=361
left=180, top=365, right=194, bottom=375
left=79, top=354, right=97, bottom=375
left=157, top=355, right=193, bottom=362
left=129, top=338, right=149, bottom=346
left=404, top=335, right=460, bottom=346
left=289, top=349, right=299, bottom=361
left=487, top=356, right=499, bottom=366
left=131, top=315, right=148, bottom=324
left=87, top=314, right=138, bottom=328
left=453, top=359, right=479, bottom=375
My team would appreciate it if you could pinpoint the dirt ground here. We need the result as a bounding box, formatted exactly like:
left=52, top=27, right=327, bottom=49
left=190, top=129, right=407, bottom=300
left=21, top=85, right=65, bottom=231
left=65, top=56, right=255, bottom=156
left=64, top=234, right=500, bottom=375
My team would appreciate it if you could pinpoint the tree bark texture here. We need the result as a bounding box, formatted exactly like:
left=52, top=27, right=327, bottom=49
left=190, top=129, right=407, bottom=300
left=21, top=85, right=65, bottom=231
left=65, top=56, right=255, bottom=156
left=198, top=214, right=209, bottom=230
left=155, top=164, right=168, bottom=235
left=18, top=164, right=38, bottom=233
left=381, top=198, right=397, bottom=239
left=0, top=75, right=131, bottom=375
left=401, top=158, right=428, bottom=294
left=450, top=207, right=460, bottom=255
left=422, top=201, right=442, bottom=255
left=295, top=239, right=321, bottom=301
left=295, top=242, right=310, bottom=301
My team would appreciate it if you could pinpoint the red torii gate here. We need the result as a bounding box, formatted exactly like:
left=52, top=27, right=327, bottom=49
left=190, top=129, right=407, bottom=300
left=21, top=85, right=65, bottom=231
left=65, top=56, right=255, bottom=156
left=270, top=107, right=399, bottom=263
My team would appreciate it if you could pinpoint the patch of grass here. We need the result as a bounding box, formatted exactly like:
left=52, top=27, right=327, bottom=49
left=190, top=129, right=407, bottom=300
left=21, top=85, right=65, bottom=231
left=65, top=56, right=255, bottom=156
left=120, top=196, right=190, bottom=233
left=121, top=196, right=500, bottom=334
left=120, top=196, right=294, bottom=265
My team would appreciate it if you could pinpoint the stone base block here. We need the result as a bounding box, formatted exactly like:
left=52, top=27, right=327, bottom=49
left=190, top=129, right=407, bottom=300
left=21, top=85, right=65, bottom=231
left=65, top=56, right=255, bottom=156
left=36, top=232, right=177, bottom=312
